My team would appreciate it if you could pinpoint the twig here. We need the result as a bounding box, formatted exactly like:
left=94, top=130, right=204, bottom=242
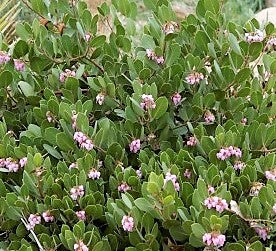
left=21, top=216, right=45, bottom=251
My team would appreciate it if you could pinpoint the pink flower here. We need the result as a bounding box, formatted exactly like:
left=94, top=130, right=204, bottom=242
left=164, top=172, right=180, bottom=191
left=14, top=59, right=25, bottom=72
left=187, top=136, right=197, bottom=146
left=118, top=182, right=131, bottom=192
left=42, top=211, right=54, bottom=222
left=72, top=111, right=77, bottom=129
left=202, top=233, right=212, bottom=246
left=162, top=21, right=179, bottom=35
left=233, top=161, right=245, bottom=171
left=75, top=210, right=86, bottom=221
left=267, top=37, right=276, bottom=46
left=121, top=215, right=134, bottom=232
left=185, top=72, right=204, bottom=85
left=203, top=232, right=226, bottom=247
left=74, top=240, right=88, bottom=251
left=46, top=111, right=54, bottom=123
left=204, top=196, right=228, bottom=213
left=171, top=93, right=181, bottom=106
left=88, top=168, right=101, bottom=179
left=69, top=162, right=77, bottom=169
left=129, top=139, right=141, bottom=153
left=70, top=185, right=85, bottom=200
left=145, top=49, right=165, bottom=64
left=84, top=32, right=91, bottom=42
left=255, top=227, right=269, bottom=240
left=204, top=111, right=215, bottom=124
left=19, top=157, right=27, bottom=168
left=245, top=30, right=264, bottom=43
left=27, top=214, right=41, bottom=230
left=96, top=93, right=105, bottom=105
left=140, top=94, right=156, bottom=110
left=265, top=169, right=276, bottom=181
left=74, top=131, right=94, bottom=151
left=136, top=169, right=142, bottom=178
left=216, top=146, right=242, bottom=160
left=208, top=185, right=215, bottom=194
left=59, top=69, right=76, bottom=83
left=184, top=169, right=192, bottom=179
left=4, top=158, right=19, bottom=172
left=241, top=117, right=247, bottom=125
left=273, top=203, right=276, bottom=214
left=0, top=51, right=10, bottom=64
left=0, top=158, right=5, bottom=167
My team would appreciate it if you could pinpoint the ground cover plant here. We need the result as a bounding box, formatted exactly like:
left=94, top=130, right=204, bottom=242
left=0, top=0, right=276, bottom=250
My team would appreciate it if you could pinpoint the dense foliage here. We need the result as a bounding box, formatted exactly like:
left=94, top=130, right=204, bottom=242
left=0, top=0, right=276, bottom=250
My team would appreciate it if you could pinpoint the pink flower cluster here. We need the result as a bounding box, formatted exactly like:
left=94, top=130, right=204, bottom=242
left=146, top=49, right=165, bottom=64
left=216, top=146, right=242, bottom=160
left=204, top=111, right=215, bottom=124
left=59, top=69, right=76, bottom=83
left=14, top=59, right=25, bottom=72
left=171, top=93, right=181, bottom=106
left=164, top=172, right=180, bottom=191
left=0, top=157, right=27, bottom=172
left=140, top=94, right=156, bottom=110
left=88, top=168, right=101, bottom=179
left=204, top=196, right=228, bottom=213
left=265, top=169, right=276, bottom=181
left=233, top=161, right=245, bottom=171
left=27, top=214, right=41, bottom=230
left=203, top=232, right=226, bottom=247
left=121, top=215, right=134, bottom=232
left=118, top=182, right=131, bottom=192
left=75, top=210, right=86, bottom=221
left=184, top=169, right=192, bottom=179
left=245, top=30, right=264, bottom=43
left=70, top=185, right=85, bottom=200
left=96, top=93, right=105, bottom=105
left=74, top=132, right=94, bottom=151
left=0, top=51, right=10, bottom=64
left=42, top=211, right=54, bottom=222
left=267, top=37, right=276, bottom=46
left=187, top=136, right=197, bottom=146
left=71, top=111, right=78, bottom=129
left=185, top=72, right=204, bottom=85
left=129, top=139, right=141, bottom=153
left=74, top=240, right=88, bottom=251
left=255, top=227, right=269, bottom=241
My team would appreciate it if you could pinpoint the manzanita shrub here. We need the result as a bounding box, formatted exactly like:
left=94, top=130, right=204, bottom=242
left=0, top=0, right=276, bottom=250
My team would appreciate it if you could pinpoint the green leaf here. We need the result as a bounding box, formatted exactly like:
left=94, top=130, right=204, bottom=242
left=18, top=81, right=35, bottom=97
left=0, top=71, right=13, bottom=88
left=204, top=0, right=219, bottom=14
left=229, top=33, right=242, bottom=56
left=134, top=198, right=152, bottom=212
left=122, top=193, right=133, bottom=209
left=56, top=133, right=75, bottom=151
left=152, top=97, right=168, bottom=119
left=13, top=40, right=29, bottom=58
left=191, top=223, right=205, bottom=238
left=234, top=68, right=251, bottom=82
left=166, top=43, right=181, bottom=66
left=43, top=144, right=62, bottom=159
left=195, top=30, right=210, bottom=53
